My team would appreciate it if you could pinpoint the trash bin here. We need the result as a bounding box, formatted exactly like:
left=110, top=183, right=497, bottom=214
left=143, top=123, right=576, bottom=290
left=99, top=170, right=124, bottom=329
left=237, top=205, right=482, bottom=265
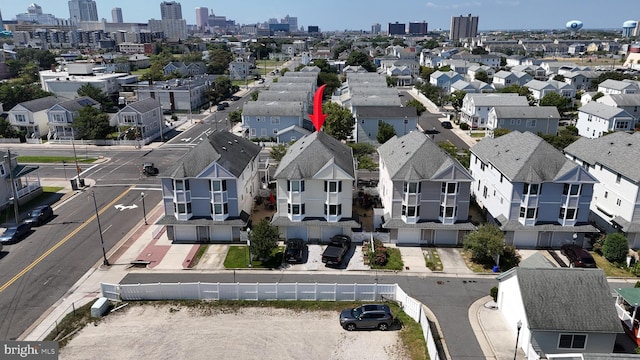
left=79, top=178, right=85, bottom=187
left=70, top=178, right=78, bottom=190
left=492, top=265, right=500, bottom=273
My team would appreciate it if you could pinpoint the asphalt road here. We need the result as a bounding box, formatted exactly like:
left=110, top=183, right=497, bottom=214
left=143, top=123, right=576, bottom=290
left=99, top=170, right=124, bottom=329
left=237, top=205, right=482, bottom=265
left=120, top=272, right=494, bottom=360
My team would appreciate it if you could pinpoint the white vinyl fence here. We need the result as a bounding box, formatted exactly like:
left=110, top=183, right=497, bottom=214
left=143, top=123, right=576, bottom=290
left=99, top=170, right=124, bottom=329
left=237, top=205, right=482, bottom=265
left=101, top=281, right=448, bottom=359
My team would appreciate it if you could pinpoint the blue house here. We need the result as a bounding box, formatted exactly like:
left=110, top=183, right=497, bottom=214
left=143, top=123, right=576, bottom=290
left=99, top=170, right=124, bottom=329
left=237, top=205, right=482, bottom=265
left=241, top=101, right=307, bottom=140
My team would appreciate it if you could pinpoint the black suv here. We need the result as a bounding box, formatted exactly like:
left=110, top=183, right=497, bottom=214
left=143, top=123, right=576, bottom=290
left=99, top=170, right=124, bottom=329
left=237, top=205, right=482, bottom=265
left=284, top=238, right=304, bottom=263
left=339, top=304, right=395, bottom=331
left=24, top=205, right=54, bottom=226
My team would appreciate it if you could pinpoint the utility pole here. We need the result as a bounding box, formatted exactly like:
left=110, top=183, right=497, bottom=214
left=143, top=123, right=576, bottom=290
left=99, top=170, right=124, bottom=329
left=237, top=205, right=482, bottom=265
left=6, top=149, right=19, bottom=224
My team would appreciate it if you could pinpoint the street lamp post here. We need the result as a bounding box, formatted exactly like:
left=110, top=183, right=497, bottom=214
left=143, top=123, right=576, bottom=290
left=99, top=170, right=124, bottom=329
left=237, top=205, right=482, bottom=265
left=90, top=191, right=110, bottom=266
left=513, top=320, right=522, bottom=360
left=71, top=138, right=82, bottom=187
left=404, top=116, right=408, bottom=135
left=572, top=232, right=578, bottom=245
left=141, top=192, right=147, bottom=225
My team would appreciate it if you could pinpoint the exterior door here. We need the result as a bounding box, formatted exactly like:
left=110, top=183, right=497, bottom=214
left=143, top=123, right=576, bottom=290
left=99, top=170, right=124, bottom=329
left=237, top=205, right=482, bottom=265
left=197, top=226, right=209, bottom=243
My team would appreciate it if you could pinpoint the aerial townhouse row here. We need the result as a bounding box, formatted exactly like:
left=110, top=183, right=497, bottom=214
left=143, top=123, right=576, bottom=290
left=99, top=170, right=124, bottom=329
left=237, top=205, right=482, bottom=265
left=156, top=127, right=640, bottom=251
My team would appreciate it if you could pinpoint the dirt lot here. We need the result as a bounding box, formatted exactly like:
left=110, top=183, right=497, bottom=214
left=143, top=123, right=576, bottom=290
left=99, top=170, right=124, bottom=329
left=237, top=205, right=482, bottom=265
left=60, top=305, right=408, bottom=360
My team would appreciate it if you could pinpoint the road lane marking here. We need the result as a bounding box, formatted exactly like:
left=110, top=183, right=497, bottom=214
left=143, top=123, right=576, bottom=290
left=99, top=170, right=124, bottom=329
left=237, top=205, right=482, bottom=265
left=0, top=187, right=133, bottom=294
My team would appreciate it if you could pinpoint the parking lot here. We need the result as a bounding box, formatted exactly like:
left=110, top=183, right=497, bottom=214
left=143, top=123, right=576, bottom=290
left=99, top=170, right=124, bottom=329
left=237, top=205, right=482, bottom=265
left=281, top=244, right=370, bottom=271
left=59, top=305, right=407, bottom=360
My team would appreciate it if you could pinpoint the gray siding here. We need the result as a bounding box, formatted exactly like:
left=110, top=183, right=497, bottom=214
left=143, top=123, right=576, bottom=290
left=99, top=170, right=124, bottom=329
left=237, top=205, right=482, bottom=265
left=532, top=331, right=616, bottom=356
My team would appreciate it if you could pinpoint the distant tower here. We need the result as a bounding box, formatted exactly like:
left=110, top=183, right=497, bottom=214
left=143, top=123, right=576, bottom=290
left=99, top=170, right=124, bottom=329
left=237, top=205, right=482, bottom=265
left=450, top=14, right=479, bottom=40
left=0, top=10, right=3, bottom=29
left=195, top=7, right=208, bottom=30
left=371, top=23, right=381, bottom=35
left=68, top=0, right=98, bottom=23
left=111, top=7, right=123, bottom=23
left=160, top=1, right=182, bottom=20
left=623, top=20, right=637, bottom=37
left=565, top=20, right=583, bottom=36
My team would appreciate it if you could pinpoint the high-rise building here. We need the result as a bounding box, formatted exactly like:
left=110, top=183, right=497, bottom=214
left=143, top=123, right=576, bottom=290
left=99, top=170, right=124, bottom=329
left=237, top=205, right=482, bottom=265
left=281, top=15, right=297, bottom=33
left=68, top=0, right=98, bottom=23
left=111, top=7, right=123, bottom=23
left=450, top=14, right=478, bottom=40
left=16, top=3, right=60, bottom=25
left=195, top=7, right=208, bottom=30
left=408, top=21, right=428, bottom=35
left=160, top=1, right=182, bottom=20
left=388, top=22, right=406, bottom=35
left=371, top=23, right=381, bottom=35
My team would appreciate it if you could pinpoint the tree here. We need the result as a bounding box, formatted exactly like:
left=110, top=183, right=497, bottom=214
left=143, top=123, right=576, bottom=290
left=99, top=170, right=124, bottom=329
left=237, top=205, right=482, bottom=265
left=71, top=106, right=113, bottom=139
left=448, top=90, right=467, bottom=111
left=229, top=110, right=242, bottom=123
left=420, top=66, right=436, bottom=80
left=386, top=76, right=396, bottom=87
left=406, top=99, right=426, bottom=116
left=206, top=46, right=234, bottom=74
left=0, top=117, right=24, bottom=139
left=377, top=121, right=396, bottom=143
left=552, top=74, right=565, bottom=81
left=77, top=83, right=112, bottom=111
left=250, top=91, right=259, bottom=101
left=0, top=83, right=53, bottom=110
left=590, top=71, right=632, bottom=90
left=463, top=224, right=505, bottom=266
left=499, top=84, right=535, bottom=105
left=269, top=143, right=289, bottom=162
left=493, top=128, right=511, bottom=138
left=539, top=92, right=572, bottom=114
left=208, top=76, right=233, bottom=103
left=345, top=51, right=375, bottom=72
left=602, top=233, right=629, bottom=264
left=310, top=59, right=336, bottom=73
left=323, top=102, right=354, bottom=140
left=471, top=47, right=488, bottom=55
left=474, top=70, right=488, bottom=83
left=416, top=82, right=446, bottom=106
left=249, top=219, right=280, bottom=260
left=591, top=92, right=604, bottom=101
left=421, top=39, right=440, bottom=49
left=349, top=143, right=377, bottom=170
left=317, top=72, right=341, bottom=97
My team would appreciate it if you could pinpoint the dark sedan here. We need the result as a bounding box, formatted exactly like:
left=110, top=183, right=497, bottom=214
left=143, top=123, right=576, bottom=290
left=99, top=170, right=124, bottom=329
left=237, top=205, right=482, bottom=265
left=24, top=205, right=54, bottom=226
left=560, top=244, right=597, bottom=268
left=0, top=223, right=32, bottom=244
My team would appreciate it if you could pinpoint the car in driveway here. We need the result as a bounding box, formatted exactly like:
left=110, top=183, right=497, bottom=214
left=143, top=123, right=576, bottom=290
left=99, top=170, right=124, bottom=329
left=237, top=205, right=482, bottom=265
left=339, top=304, right=395, bottom=331
left=24, top=205, right=54, bottom=226
left=441, top=121, right=453, bottom=129
left=0, top=223, right=32, bottom=244
left=284, top=238, right=304, bottom=263
left=560, top=244, right=597, bottom=268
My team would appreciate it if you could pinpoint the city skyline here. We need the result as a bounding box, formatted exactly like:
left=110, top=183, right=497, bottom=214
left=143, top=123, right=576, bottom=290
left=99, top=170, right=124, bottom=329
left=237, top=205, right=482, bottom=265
left=0, top=0, right=639, bottom=32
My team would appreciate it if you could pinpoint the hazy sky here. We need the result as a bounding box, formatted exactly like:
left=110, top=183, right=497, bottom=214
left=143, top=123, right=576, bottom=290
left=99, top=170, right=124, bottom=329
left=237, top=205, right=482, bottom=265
left=1, top=0, right=639, bottom=31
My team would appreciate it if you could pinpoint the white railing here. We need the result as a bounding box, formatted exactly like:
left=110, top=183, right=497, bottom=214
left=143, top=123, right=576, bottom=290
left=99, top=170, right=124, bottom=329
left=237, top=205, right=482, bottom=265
left=616, top=302, right=634, bottom=329
left=17, top=183, right=41, bottom=198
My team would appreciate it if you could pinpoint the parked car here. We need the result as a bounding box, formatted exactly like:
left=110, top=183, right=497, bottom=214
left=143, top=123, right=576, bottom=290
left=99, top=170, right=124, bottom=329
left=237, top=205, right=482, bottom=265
left=339, top=304, right=395, bottom=331
left=321, top=235, right=351, bottom=266
left=142, top=162, right=159, bottom=176
left=24, top=205, right=54, bottom=226
left=560, top=244, right=597, bottom=268
left=217, top=104, right=226, bottom=111
left=284, top=238, right=304, bottom=263
left=441, top=121, right=453, bottom=129
left=0, top=223, right=32, bottom=244
left=230, top=96, right=241, bottom=101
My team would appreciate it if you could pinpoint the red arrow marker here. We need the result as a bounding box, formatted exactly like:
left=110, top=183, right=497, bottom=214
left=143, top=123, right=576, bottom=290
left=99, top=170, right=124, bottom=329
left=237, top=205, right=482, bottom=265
left=310, top=84, right=327, bottom=132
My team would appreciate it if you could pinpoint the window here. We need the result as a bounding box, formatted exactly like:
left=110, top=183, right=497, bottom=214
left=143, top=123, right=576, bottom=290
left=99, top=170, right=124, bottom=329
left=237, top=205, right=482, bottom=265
left=439, top=206, right=457, bottom=217
left=211, top=180, right=227, bottom=192
left=52, top=113, right=65, bottom=123
left=519, top=207, right=537, bottom=219
left=526, top=119, right=537, bottom=128
left=604, top=191, right=608, bottom=198
left=175, top=202, right=192, bottom=214
left=250, top=128, right=256, bottom=137
left=563, top=184, right=581, bottom=196
left=616, top=174, right=622, bottom=184
left=0, top=164, right=4, bottom=176
left=211, top=203, right=228, bottom=215
left=559, top=207, right=577, bottom=220
left=523, top=183, right=540, bottom=195
left=441, top=182, right=458, bottom=194
left=287, top=180, right=305, bottom=192
left=325, top=181, right=342, bottom=193
left=615, top=121, right=630, bottom=129
left=14, top=114, right=26, bottom=123
left=402, top=205, right=419, bottom=217
left=270, top=116, right=280, bottom=124
left=558, top=334, right=586, bottom=349
left=324, top=204, right=342, bottom=216
left=617, top=199, right=622, bottom=206
left=404, top=182, right=421, bottom=194
left=288, top=203, right=305, bottom=215
left=175, top=179, right=190, bottom=191
left=483, top=186, right=488, bottom=198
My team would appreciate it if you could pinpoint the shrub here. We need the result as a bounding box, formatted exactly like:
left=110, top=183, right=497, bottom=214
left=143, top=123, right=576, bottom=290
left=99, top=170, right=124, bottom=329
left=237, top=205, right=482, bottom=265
left=490, top=286, right=498, bottom=302
left=373, top=252, right=388, bottom=266
left=459, top=122, right=470, bottom=130
left=602, top=233, right=629, bottom=264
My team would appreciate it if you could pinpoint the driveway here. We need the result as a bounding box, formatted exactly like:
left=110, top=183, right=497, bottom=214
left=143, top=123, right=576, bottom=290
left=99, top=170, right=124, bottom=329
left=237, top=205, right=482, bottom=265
left=283, top=244, right=368, bottom=271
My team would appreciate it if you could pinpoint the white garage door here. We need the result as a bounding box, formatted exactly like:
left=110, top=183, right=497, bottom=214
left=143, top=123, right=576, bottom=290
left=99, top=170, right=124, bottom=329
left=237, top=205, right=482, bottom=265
left=287, top=226, right=308, bottom=240
left=321, top=227, right=343, bottom=242
left=174, top=226, right=196, bottom=242
left=397, top=229, right=421, bottom=245
left=210, top=226, right=232, bottom=242
left=434, top=230, right=458, bottom=246
left=513, top=231, right=538, bottom=248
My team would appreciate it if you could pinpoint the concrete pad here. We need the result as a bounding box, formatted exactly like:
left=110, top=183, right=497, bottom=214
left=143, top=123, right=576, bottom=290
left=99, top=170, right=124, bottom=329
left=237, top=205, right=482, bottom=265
left=346, top=245, right=369, bottom=271
left=438, top=248, right=473, bottom=274
left=193, top=245, right=229, bottom=270
left=397, top=246, right=430, bottom=273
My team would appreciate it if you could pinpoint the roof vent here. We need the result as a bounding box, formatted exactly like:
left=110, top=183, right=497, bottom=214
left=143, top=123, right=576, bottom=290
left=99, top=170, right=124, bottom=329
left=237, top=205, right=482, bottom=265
left=222, top=146, right=227, bottom=151
left=228, top=141, right=233, bottom=145
left=234, top=139, right=238, bottom=143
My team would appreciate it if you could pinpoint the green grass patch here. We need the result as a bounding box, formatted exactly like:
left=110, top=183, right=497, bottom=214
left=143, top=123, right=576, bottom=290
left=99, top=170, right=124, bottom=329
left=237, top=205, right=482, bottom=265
left=189, top=244, right=209, bottom=268
left=223, top=245, right=284, bottom=268
left=592, top=252, right=635, bottom=277
left=461, top=250, right=493, bottom=273
left=50, top=299, right=428, bottom=359
left=424, top=248, right=443, bottom=271
left=42, top=186, right=64, bottom=193
left=470, top=131, right=486, bottom=138
left=18, top=156, right=97, bottom=164
left=370, top=247, right=404, bottom=271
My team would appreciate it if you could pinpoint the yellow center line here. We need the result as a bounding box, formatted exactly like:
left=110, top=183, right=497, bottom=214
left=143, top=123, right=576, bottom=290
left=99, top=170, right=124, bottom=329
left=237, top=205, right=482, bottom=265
left=0, top=187, right=133, bottom=293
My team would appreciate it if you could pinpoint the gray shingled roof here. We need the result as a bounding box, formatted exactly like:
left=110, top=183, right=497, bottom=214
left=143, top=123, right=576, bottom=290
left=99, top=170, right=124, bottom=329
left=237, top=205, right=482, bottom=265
left=258, top=91, right=309, bottom=102
left=355, top=106, right=417, bottom=118
left=351, top=95, right=401, bottom=107
left=166, top=131, right=261, bottom=179
left=515, top=268, right=622, bottom=333
left=598, top=93, right=640, bottom=107
left=564, top=132, right=640, bottom=182
left=56, top=97, right=99, bottom=112
left=273, top=76, right=316, bottom=84
left=467, top=93, right=528, bottom=107
left=493, top=106, right=560, bottom=119
left=242, top=101, right=304, bottom=117
left=578, top=101, right=632, bottom=119
left=283, top=71, right=318, bottom=78
left=378, top=131, right=473, bottom=181
left=599, top=79, right=638, bottom=91
left=267, top=83, right=314, bottom=92
left=471, top=131, right=583, bottom=182
left=274, top=131, right=355, bottom=179
left=13, top=96, right=60, bottom=112
left=125, top=98, right=161, bottom=113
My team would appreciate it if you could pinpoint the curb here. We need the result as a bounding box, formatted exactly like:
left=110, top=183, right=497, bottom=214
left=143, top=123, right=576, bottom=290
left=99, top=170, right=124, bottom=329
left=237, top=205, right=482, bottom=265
left=469, top=295, right=498, bottom=360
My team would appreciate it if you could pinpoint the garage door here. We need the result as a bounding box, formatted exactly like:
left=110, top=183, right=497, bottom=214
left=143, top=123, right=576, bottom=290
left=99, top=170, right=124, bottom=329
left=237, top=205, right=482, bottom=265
left=513, top=231, right=538, bottom=248
left=174, top=226, right=196, bottom=242
left=397, top=229, right=420, bottom=245
left=211, top=226, right=232, bottom=242
left=434, top=230, right=458, bottom=246
left=321, top=227, right=343, bottom=243
left=287, top=226, right=308, bottom=240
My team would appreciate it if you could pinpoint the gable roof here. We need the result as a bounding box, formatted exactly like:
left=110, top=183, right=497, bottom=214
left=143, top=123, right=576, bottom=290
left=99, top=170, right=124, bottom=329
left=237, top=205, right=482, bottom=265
left=564, top=132, right=640, bottom=182
left=598, top=93, right=640, bottom=107
left=471, top=131, right=589, bottom=183
left=274, top=131, right=355, bottom=179
left=466, top=93, right=528, bottom=107
left=578, top=101, right=632, bottom=119
left=166, top=131, right=261, bottom=178
left=493, top=106, right=560, bottom=119
left=599, top=79, right=638, bottom=90
left=242, top=101, right=304, bottom=117
left=12, top=96, right=60, bottom=112
left=378, top=131, right=472, bottom=181
left=55, top=97, right=99, bottom=112
left=514, top=268, right=621, bottom=333
left=123, top=98, right=161, bottom=113
left=355, top=106, right=417, bottom=118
